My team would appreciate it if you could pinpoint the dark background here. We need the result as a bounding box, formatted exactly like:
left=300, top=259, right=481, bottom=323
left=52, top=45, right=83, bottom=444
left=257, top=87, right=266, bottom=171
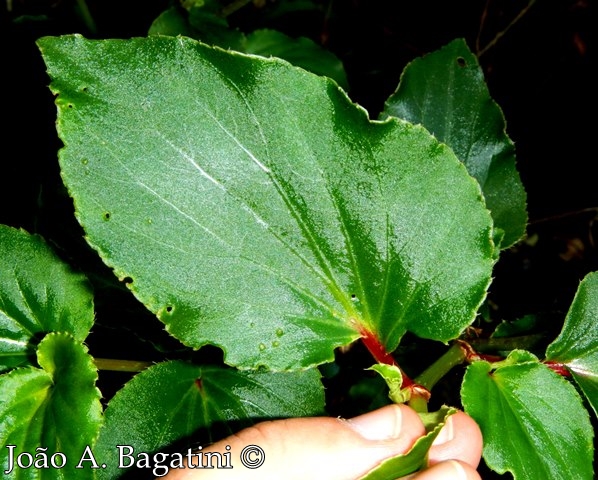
left=1, top=1, right=596, bottom=478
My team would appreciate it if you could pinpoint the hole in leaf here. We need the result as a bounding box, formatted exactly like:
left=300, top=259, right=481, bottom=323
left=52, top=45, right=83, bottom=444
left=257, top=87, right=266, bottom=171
left=103, top=212, right=111, bottom=221
left=67, top=103, right=74, bottom=108
left=456, top=57, right=466, bottom=67
left=122, top=276, right=133, bottom=285
left=166, top=306, right=173, bottom=313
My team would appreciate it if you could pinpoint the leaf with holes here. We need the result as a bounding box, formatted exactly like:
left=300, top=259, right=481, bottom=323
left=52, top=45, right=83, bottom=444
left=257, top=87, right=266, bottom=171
left=546, top=271, right=598, bottom=416
left=383, top=39, right=527, bottom=248
left=93, top=360, right=324, bottom=479
left=461, top=350, right=594, bottom=480
left=0, top=225, right=94, bottom=372
left=0, top=333, right=103, bottom=479
left=38, top=35, right=495, bottom=371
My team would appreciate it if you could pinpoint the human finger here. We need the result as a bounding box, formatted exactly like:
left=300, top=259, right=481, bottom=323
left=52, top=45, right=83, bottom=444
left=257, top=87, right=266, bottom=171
left=427, top=411, right=483, bottom=469
left=163, top=404, right=426, bottom=480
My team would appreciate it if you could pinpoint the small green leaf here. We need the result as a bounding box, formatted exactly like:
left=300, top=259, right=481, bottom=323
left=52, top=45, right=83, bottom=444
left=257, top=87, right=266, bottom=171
left=150, top=10, right=348, bottom=88
left=38, top=35, right=495, bottom=371
left=0, top=333, right=103, bottom=479
left=94, top=360, right=324, bottom=479
left=461, top=351, right=593, bottom=479
left=0, top=225, right=94, bottom=372
left=186, top=0, right=245, bottom=51
left=546, top=271, right=598, bottom=415
left=368, top=363, right=410, bottom=403
left=244, top=29, right=349, bottom=90
left=149, top=6, right=197, bottom=38
left=359, top=406, right=456, bottom=480
left=383, top=39, right=527, bottom=248
left=492, top=314, right=539, bottom=338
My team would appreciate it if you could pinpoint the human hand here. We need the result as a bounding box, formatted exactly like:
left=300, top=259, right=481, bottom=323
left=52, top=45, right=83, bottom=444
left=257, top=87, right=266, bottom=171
left=162, top=404, right=482, bottom=480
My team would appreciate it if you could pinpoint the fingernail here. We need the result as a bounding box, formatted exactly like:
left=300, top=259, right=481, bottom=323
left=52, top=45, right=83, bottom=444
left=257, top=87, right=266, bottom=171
left=346, top=404, right=403, bottom=441
left=448, top=460, right=468, bottom=480
left=432, top=415, right=454, bottom=446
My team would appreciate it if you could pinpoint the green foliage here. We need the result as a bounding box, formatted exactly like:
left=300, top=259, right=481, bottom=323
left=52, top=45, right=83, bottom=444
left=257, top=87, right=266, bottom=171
left=0, top=13, right=596, bottom=478
left=462, top=350, right=594, bottom=479
left=0, top=225, right=94, bottom=372
left=0, top=333, right=103, bottom=479
left=38, top=34, right=495, bottom=371
left=149, top=2, right=349, bottom=89
left=546, top=272, right=598, bottom=415
left=383, top=39, right=527, bottom=248
left=94, top=361, right=324, bottom=479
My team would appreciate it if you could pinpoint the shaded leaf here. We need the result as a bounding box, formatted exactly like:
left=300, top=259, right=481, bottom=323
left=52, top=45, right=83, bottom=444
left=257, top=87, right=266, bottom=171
left=94, top=360, right=324, bottom=479
left=383, top=39, right=527, bottom=248
left=0, top=225, right=94, bottom=372
left=148, top=6, right=197, bottom=38
left=244, top=29, right=349, bottom=90
left=38, top=35, right=495, bottom=371
left=546, top=271, right=598, bottom=415
left=492, top=314, right=539, bottom=338
left=461, top=350, right=593, bottom=479
left=149, top=10, right=347, bottom=88
left=0, top=333, right=103, bottom=479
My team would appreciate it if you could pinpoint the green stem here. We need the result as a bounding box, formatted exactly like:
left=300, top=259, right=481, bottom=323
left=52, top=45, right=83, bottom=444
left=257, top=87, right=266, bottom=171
left=415, top=343, right=467, bottom=391
left=408, top=393, right=429, bottom=414
left=94, top=358, right=153, bottom=373
left=75, top=0, right=97, bottom=35
left=468, top=334, right=546, bottom=354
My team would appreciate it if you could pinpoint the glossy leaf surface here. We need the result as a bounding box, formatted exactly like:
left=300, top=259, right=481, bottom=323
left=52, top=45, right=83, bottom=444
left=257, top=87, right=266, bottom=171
left=546, top=271, right=598, bottom=415
left=0, top=333, right=103, bottom=479
left=383, top=39, right=527, bottom=248
left=0, top=225, right=94, bottom=372
left=94, top=360, right=324, bottom=479
left=462, top=350, right=593, bottom=479
left=39, top=35, right=495, bottom=370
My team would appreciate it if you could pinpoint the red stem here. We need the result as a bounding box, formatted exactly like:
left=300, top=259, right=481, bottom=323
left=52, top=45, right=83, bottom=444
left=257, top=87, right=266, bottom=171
left=358, top=325, right=416, bottom=388
left=544, top=361, right=572, bottom=377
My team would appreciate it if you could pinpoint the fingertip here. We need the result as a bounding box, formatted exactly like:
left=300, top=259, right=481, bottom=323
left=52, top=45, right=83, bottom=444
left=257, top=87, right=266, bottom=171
left=428, top=411, right=482, bottom=469
left=346, top=404, right=426, bottom=445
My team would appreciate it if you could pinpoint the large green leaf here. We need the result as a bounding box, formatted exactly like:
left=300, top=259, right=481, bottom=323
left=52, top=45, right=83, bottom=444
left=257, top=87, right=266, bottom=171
left=546, top=271, right=598, bottom=415
left=383, top=39, right=527, bottom=248
left=0, top=225, right=94, bottom=372
left=94, top=360, right=324, bottom=479
left=38, top=35, right=495, bottom=370
left=461, top=350, right=594, bottom=479
left=0, top=333, right=103, bottom=479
